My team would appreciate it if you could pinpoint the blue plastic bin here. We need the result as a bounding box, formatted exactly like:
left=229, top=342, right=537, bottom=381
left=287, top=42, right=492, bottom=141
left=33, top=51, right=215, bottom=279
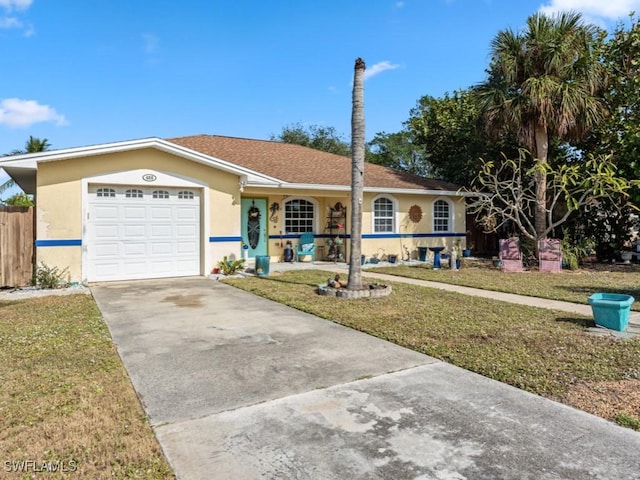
left=255, top=256, right=270, bottom=277
left=587, top=293, right=634, bottom=331
left=418, top=246, right=428, bottom=262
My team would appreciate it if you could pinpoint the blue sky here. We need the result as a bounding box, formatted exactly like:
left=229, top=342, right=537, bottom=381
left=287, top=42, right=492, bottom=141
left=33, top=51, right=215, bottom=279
left=1, top=0, right=639, bottom=161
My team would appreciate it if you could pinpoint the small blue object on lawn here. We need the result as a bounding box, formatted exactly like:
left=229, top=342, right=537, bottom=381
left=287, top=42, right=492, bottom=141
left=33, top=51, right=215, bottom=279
left=255, top=255, right=270, bottom=277
left=587, top=293, right=634, bottom=331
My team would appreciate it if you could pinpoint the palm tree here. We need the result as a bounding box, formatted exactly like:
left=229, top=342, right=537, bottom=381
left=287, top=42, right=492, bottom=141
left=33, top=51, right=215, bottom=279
left=1, top=136, right=51, bottom=193
left=347, top=58, right=366, bottom=290
left=475, top=11, right=605, bottom=240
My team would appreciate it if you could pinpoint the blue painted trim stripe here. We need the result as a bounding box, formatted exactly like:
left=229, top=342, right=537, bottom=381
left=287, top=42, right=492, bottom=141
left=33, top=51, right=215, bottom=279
left=266, top=233, right=466, bottom=240
left=210, top=233, right=466, bottom=243
left=363, top=233, right=466, bottom=239
left=209, top=236, right=243, bottom=242
left=35, top=239, right=82, bottom=247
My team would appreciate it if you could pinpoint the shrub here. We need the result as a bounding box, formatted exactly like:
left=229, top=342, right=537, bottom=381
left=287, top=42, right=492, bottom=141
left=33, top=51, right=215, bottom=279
left=216, top=257, right=245, bottom=275
left=32, top=262, right=70, bottom=289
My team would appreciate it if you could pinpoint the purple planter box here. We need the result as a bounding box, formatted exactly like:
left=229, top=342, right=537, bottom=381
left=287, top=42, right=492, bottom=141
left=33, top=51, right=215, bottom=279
left=587, top=293, right=634, bottom=331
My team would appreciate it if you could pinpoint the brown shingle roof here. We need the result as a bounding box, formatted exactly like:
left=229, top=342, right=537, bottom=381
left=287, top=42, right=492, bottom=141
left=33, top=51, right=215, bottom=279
left=167, top=134, right=460, bottom=192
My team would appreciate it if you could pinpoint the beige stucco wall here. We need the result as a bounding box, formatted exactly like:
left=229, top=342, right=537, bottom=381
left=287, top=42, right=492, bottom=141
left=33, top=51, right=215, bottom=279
left=36, top=148, right=241, bottom=281
left=35, top=148, right=467, bottom=280
left=248, top=190, right=467, bottom=263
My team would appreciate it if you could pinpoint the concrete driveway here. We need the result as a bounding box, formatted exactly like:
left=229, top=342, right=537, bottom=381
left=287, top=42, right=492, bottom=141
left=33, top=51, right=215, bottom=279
left=92, top=277, right=640, bottom=480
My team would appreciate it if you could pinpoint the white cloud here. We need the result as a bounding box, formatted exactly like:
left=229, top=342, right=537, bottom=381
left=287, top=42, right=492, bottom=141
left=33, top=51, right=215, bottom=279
left=363, top=61, right=400, bottom=81
left=0, top=0, right=32, bottom=34
left=0, top=98, right=68, bottom=128
left=539, top=0, right=640, bottom=20
left=0, top=0, right=32, bottom=11
left=142, top=33, right=159, bottom=54
left=0, top=15, right=19, bottom=28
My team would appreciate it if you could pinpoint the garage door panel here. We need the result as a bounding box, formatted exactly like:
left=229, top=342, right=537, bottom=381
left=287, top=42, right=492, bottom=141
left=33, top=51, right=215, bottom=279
left=123, top=225, right=146, bottom=238
left=94, top=205, right=118, bottom=219
left=124, top=261, right=148, bottom=276
left=151, top=207, right=172, bottom=219
left=88, top=185, right=201, bottom=281
left=123, top=242, right=146, bottom=256
left=150, top=224, right=172, bottom=237
left=176, top=207, right=198, bottom=219
left=123, top=206, right=147, bottom=220
left=150, top=242, right=172, bottom=254
left=93, top=243, right=119, bottom=257
left=95, top=225, right=119, bottom=240
left=176, top=224, right=197, bottom=236
left=151, top=261, right=173, bottom=274
left=177, top=241, right=198, bottom=254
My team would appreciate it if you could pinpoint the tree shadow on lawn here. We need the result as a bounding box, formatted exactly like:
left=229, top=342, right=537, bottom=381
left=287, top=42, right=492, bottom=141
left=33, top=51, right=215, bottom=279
left=554, top=316, right=596, bottom=329
left=243, top=273, right=321, bottom=288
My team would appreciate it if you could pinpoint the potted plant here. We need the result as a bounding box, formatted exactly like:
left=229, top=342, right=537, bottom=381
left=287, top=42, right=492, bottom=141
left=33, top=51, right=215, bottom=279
left=620, top=245, right=633, bottom=264
left=463, top=241, right=473, bottom=258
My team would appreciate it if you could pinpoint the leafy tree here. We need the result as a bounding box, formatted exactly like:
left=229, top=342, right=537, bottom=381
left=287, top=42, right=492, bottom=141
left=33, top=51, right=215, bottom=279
left=468, top=150, right=637, bottom=242
left=367, top=130, right=432, bottom=178
left=1, top=136, right=52, bottom=194
left=270, top=123, right=351, bottom=157
left=347, top=58, right=366, bottom=291
left=581, top=14, right=640, bottom=202
left=405, top=90, right=503, bottom=186
left=475, top=12, right=606, bottom=240
left=1, top=192, right=34, bottom=206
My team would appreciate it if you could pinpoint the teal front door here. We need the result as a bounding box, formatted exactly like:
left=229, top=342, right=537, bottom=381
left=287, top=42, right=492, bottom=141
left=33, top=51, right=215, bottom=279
left=241, top=198, right=268, bottom=258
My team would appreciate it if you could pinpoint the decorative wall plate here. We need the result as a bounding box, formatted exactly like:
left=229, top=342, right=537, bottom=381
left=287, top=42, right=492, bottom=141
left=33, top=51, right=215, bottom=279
left=409, top=204, right=423, bottom=223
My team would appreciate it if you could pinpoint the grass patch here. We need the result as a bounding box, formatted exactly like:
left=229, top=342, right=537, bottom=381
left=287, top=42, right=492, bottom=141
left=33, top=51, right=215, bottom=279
left=616, top=413, right=640, bottom=431
left=0, top=295, right=174, bottom=479
left=372, top=263, right=640, bottom=309
left=225, top=270, right=640, bottom=424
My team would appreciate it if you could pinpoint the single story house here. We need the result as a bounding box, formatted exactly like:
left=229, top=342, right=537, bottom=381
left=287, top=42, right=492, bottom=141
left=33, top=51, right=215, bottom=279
left=0, top=134, right=471, bottom=283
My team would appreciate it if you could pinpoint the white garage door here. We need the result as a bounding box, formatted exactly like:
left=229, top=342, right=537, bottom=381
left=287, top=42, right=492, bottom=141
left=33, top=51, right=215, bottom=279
left=87, top=185, right=201, bottom=281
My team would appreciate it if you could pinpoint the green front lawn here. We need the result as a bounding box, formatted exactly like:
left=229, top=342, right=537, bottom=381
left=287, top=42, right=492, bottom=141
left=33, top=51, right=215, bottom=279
left=371, top=263, right=640, bottom=309
left=0, top=295, right=174, bottom=479
left=225, top=269, right=640, bottom=429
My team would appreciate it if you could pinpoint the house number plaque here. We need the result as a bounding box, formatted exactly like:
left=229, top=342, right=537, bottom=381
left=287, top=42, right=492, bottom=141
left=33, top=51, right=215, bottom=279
left=142, top=174, right=157, bottom=182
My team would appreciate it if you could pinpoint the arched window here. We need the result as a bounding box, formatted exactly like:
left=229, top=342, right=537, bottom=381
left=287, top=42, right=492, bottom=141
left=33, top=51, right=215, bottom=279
left=373, top=196, right=395, bottom=233
left=284, top=198, right=315, bottom=234
left=152, top=190, right=170, bottom=199
left=125, top=189, right=143, bottom=198
left=433, top=199, right=450, bottom=232
left=178, top=190, right=194, bottom=199
left=96, top=187, right=116, bottom=198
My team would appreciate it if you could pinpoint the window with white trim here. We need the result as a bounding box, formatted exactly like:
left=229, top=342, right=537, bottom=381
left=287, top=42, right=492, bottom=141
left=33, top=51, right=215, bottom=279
left=125, top=189, right=143, bottom=198
left=373, top=197, right=394, bottom=233
left=96, top=188, right=116, bottom=198
left=178, top=190, right=194, bottom=199
left=152, top=190, right=170, bottom=199
left=433, top=199, right=450, bottom=232
left=284, top=199, right=315, bottom=234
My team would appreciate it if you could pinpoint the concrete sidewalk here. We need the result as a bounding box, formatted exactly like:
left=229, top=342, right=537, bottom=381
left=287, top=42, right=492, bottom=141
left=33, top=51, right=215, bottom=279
left=92, top=277, right=640, bottom=480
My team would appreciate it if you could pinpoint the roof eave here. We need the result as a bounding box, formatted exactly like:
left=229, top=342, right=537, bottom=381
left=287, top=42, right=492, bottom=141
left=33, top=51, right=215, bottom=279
left=247, top=181, right=471, bottom=196
left=0, top=137, right=283, bottom=186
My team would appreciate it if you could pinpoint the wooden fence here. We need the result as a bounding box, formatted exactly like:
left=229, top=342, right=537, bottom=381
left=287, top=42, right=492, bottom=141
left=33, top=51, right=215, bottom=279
left=0, top=206, right=34, bottom=287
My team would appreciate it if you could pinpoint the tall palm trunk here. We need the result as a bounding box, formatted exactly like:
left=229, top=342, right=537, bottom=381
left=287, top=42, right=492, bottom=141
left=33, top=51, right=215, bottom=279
left=534, top=125, right=549, bottom=241
left=347, top=58, right=366, bottom=290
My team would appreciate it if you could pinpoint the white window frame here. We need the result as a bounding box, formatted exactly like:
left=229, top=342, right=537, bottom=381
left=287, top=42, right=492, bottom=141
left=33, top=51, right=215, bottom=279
left=432, top=197, right=452, bottom=233
left=178, top=190, right=195, bottom=199
left=152, top=189, right=170, bottom=199
left=125, top=188, right=143, bottom=198
left=284, top=197, right=319, bottom=234
left=96, top=187, right=116, bottom=198
left=371, top=194, right=397, bottom=233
